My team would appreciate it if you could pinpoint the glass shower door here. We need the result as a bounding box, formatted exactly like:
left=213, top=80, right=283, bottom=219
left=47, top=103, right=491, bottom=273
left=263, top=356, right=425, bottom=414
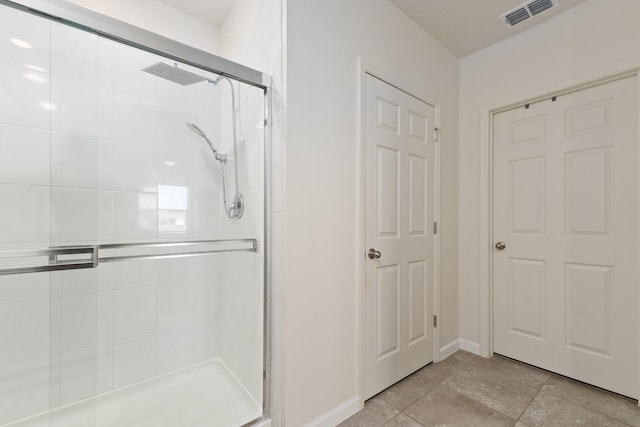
left=0, top=5, right=101, bottom=426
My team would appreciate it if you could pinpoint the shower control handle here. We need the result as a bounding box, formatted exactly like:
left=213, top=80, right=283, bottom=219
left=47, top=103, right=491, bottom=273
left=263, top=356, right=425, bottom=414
left=368, top=248, right=381, bottom=259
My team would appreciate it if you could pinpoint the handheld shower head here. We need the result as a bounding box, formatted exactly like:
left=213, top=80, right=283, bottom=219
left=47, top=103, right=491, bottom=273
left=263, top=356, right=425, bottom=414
left=186, top=122, right=207, bottom=139
left=186, top=122, right=225, bottom=162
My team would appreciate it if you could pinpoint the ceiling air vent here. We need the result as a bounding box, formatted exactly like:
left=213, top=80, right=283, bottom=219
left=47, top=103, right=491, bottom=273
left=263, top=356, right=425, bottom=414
left=500, top=0, right=558, bottom=27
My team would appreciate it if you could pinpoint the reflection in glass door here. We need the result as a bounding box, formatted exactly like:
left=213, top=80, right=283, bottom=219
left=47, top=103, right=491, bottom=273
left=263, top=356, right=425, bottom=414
left=0, top=3, right=266, bottom=427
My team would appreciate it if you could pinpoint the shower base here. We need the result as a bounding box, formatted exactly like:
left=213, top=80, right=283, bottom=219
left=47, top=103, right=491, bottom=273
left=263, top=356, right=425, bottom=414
left=8, top=360, right=261, bottom=427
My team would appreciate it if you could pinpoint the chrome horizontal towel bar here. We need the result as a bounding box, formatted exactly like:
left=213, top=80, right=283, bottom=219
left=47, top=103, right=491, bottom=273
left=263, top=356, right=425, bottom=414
left=97, top=239, right=257, bottom=263
left=0, top=239, right=257, bottom=276
left=0, top=246, right=98, bottom=276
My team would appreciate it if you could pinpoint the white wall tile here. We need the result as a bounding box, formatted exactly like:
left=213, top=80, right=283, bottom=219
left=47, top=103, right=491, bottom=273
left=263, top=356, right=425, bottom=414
left=51, top=23, right=97, bottom=84
left=158, top=148, right=198, bottom=189
left=0, top=272, right=49, bottom=304
left=0, top=299, right=49, bottom=364
left=0, top=184, right=49, bottom=244
left=195, top=152, right=225, bottom=197
left=97, top=291, right=114, bottom=343
left=97, top=262, right=114, bottom=292
left=50, top=269, right=97, bottom=297
left=114, top=91, right=158, bottom=145
left=50, top=298, right=61, bottom=354
left=113, top=44, right=158, bottom=99
left=113, top=259, right=157, bottom=290
left=195, top=195, right=224, bottom=239
left=0, top=6, right=50, bottom=72
left=97, top=342, right=113, bottom=393
left=158, top=281, right=194, bottom=330
left=157, top=325, right=195, bottom=374
left=59, top=293, right=97, bottom=352
left=59, top=346, right=98, bottom=405
left=51, top=187, right=98, bottom=243
left=157, top=185, right=194, bottom=239
left=157, top=73, right=219, bottom=115
left=98, top=190, right=114, bottom=242
left=113, top=332, right=157, bottom=388
left=0, top=124, right=49, bottom=186
left=156, top=257, right=198, bottom=285
left=51, top=133, right=113, bottom=189
left=193, top=318, right=217, bottom=362
left=156, top=103, right=216, bottom=153
left=113, top=191, right=158, bottom=241
left=0, top=63, right=50, bottom=129
left=51, top=77, right=99, bottom=136
left=49, top=352, right=61, bottom=409
left=99, top=87, right=114, bottom=138
left=113, top=141, right=157, bottom=192
left=0, top=356, right=49, bottom=425
left=114, top=286, right=157, bottom=339
left=194, top=279, right=218, bottom=322
left=98, top=38, right=114, bottom=89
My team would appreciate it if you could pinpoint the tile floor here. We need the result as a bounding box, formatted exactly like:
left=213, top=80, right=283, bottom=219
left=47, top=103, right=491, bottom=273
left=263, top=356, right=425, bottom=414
left=339, top=351, right=640, bottom=427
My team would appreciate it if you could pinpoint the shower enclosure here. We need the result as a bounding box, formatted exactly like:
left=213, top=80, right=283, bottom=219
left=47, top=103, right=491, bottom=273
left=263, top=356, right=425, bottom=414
left=0, top=1, right=269, bottom=426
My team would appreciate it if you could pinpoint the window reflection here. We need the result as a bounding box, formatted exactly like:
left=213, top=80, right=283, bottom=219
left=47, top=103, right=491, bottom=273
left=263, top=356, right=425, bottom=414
left=158, top=185, right=188, bottom=233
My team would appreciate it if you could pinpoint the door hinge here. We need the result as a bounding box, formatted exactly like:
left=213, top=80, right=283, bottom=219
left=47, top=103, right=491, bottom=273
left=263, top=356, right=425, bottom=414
left=433, top=127, right=442, bottom=142
left=433, top=221, right=438, bottom=234
left=433, top=315, right=438, bottom=327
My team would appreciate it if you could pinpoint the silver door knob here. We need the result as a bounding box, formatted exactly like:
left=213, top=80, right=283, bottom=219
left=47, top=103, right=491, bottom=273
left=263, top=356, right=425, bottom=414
left=495, top=242, right=506, bottom=251
left=368, top=248, right=381, bottom=259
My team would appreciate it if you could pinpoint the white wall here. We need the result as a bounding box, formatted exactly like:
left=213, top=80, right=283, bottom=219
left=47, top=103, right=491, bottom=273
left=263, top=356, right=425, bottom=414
left=459, top=0, right=640, bottom=348
left=63, top=0, right=221, bottom=54
left=284, top=0, right=459, bottom=424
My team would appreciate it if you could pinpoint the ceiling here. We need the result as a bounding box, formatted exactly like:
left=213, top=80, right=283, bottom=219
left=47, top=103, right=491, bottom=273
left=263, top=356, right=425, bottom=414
left=161, top=0, right=588, bottom=57
left=161, top=0, right=236, bottom=27
left=388, top=0, right=588, bottom=58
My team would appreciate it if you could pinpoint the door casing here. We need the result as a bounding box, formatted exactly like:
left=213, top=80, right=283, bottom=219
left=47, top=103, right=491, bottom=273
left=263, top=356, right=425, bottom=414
left=476, top=66, right=640, bottom=403
left=356, top=58, right=442, bottom=405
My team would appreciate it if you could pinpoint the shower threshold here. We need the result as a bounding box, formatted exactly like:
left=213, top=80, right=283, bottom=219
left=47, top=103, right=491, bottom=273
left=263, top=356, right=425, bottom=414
left=6, top=359, right=261, bottom=427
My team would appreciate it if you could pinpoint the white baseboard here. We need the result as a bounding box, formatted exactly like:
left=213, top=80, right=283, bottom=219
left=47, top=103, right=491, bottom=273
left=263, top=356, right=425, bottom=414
left=304, top=396, right=362, bottom=427
left=459, top=339, right=481, bottom=355
left=439, top=339, right=460, bottom=360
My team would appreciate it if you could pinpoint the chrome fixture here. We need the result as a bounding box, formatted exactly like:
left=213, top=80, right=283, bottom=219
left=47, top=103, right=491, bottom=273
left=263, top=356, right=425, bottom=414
left=186, top=122, right=226, bottom=162
left=495, top=242, right=507, bottom=251
left=368, top=248, right=382, bottom=259
left=142, top=62, right=244, bottom=219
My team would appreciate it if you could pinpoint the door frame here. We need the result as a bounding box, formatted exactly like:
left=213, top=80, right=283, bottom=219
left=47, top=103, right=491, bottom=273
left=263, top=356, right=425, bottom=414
left=477, top=64, right=640, bottom=400
left=356, top=57, right=442, bottom=405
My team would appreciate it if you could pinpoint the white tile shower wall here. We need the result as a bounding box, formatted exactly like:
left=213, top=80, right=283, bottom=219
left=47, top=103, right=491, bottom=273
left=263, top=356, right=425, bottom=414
left=216, top=81, right=266, bottom=406
left=0, top=5, right=265, bottom=424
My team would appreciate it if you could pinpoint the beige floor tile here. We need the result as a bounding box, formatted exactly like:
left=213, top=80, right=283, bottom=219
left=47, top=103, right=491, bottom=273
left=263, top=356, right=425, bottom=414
left=519, top=392, right=628, bottom=427
left=443, top=361, right=541, bottom=418
left=404, top=384, right=516, bottom=427
left=542, top=375, right=640, bottom=427
left=384, top=413, right=423, bottom=427
left=339, top=397, right=399, bottom=427
left=377, top=352, right=469, bottom=411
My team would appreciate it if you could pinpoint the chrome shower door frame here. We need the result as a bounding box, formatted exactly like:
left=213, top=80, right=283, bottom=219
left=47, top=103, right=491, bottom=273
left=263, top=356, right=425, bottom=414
left=0, top=1, right=273, bottom=425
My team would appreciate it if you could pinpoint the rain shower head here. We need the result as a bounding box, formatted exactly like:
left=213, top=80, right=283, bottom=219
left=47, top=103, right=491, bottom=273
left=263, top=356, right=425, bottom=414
left=142, top=62, right=220, bottom=86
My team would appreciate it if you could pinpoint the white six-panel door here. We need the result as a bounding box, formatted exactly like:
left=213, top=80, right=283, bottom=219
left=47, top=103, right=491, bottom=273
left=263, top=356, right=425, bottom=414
left=493, top=76, right=638, bottom=398
left=364, top=74, right=435, bottom=399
